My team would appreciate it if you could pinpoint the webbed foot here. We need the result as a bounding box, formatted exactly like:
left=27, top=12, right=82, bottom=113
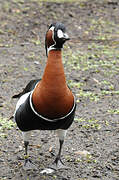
left=23, top=158, right=37, bottom=170
left=50, top=158, right=69, bottom=170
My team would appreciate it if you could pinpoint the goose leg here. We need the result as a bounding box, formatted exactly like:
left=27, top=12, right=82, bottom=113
left=50, top=130, right=69, bottom=170
left=22, top=132, right=37, bottom=170
left=40, top=130, right=69, bottom=174
left=53, top=139, right=65, bottom=168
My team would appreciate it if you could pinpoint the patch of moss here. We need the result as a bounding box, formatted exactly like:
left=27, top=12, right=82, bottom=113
left=0, top=116, right=15, bottom=138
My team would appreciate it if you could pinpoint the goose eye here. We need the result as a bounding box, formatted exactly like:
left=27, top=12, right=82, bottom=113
left=57, top=29, right=64, bottom=38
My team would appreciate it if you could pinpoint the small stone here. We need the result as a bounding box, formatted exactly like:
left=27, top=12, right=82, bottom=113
left=74, top=150, right=91, bottom=157
left=40, top=168, right=54, bottom=174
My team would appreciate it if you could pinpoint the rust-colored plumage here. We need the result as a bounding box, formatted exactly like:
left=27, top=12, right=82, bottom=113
left=32, top=50, right=74, bottom=119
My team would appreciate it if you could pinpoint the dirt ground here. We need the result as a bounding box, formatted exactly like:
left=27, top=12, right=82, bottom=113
left=0, top=0, right=119, bottom=179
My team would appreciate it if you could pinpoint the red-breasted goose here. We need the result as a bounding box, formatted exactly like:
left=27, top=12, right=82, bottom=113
left=13, top=22, right=76, bottom=171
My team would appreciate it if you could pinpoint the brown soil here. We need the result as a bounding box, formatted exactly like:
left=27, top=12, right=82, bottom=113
left=0, top=0, right=119, bottom=179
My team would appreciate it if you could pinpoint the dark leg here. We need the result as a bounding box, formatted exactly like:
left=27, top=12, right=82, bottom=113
left=50, top=133, right=69, bottom=170
left=40, top=130, right=69, bottom=174
left=24, top=141, right=30, bottom=166
left=22, top=135, right=37, bottom=170
left=54, top=139, right=64, bottom=166
left=23, top=140, right=33, bottom=170
left=24, top=141, right=29, bottom=157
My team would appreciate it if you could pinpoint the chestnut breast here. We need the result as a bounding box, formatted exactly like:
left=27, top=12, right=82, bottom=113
left=32, top=51, right=74, bottom=119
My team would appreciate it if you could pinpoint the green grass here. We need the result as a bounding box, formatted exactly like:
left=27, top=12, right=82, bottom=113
left=0, top=116, right=15, bottom=138
left=64, top=39, right=119, bottom=103
left=13, top=0, right=83, bottom=2
left=35, top=0, right=83, bottom=2
left=76, top=91, right=99, bottom=102
left=65, top=43, right=119, bottom=73
left=107, top=109, right=119, bottom=115
left=75, top=118, right=101, bottom=130
left=68, top=80, right=83, bottom=89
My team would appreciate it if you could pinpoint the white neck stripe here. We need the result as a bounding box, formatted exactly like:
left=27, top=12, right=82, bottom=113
left=30, top=85, right=76, bottom=122
left=47, top=45, right=57, bottom=53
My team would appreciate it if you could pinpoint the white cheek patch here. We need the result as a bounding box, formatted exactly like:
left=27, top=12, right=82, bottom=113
left=49, top=26, right=55, bottom=31
left=57, top=29, right=64, bottom=38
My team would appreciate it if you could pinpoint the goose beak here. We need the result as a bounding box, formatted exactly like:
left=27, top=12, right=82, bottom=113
left=63, top=33, right=70, bottom=41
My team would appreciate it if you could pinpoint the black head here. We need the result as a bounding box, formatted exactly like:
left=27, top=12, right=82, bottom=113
left=45, top=22, right=70, bottom=56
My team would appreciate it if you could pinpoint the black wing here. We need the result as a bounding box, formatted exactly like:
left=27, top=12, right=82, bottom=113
left=12, top=79, right=41, bottom=98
